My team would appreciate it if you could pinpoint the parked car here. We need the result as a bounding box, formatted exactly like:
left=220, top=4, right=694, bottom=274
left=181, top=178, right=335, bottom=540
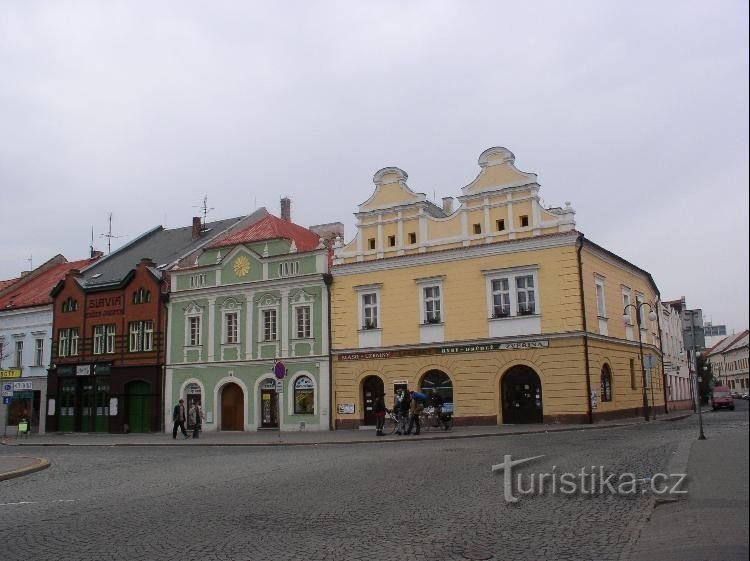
left=711, top=386, right=735, bottom=410
left=741, top=392, right=749, bottom=400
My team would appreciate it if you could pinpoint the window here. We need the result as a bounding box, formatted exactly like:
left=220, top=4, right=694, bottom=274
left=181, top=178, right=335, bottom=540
left=368, top=238, right=376, bottom=250
left=601, top=365, right=613, bottom=402
left=473, top=223, right=482, bottom=235
left=58, top=328, right=80, bottom=357
left=189, top=274, right=207, bottom=288
left=188, top=317, right=201, bottom=346
left=132, top=288, right=151, bottom=304
left=93, top=325, right=106, bottom=355
left=129, top=321, right=154, bottom=352
left=294, top=376, right=315, bottom=414
left=387, top=235, right=396, bottom=247
left=516, top=275, right=536, bottom=315
left=408, top=232, right=417, bottom=245
left=278, top=261, right=300, bottom=277
left=263, top=309, right=277, bottom=341
left=622, top=290, right=632, bottom=323
left=105, top=324, right=116, bottom=354
left=225, top=312, right=239, bottom=344
left=491, top=279, right=511, bottom=318
left=362, top=293, right=378, bottom=329
left=62, top=297, right=78, bottom=312
left=496, top=219, right=505, bottom=231
left=520, top=215, right=529, bottom=227
left=485, top=268, right=539, bottom=319
left=15, top=340, right=23, bottom=368
left=296, top=306, right=311, bottom=339
left=35, top=338, right=44, bottom=366
left=595, top=278, right=606, bottom=317
left=423, top=286, right=441, bottom=323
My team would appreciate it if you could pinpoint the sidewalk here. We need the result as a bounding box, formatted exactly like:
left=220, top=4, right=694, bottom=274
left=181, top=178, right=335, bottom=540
left=1, top=409, right=694, bottom=480
left=629, top=419, right=749, bottom=561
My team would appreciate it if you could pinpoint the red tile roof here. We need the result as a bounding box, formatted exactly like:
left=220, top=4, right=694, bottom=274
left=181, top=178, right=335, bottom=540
left=0, top=277, right=20, bottom=292
left=0, top=258, right=97, bottom=310
left=208, top=214, right=321, bottom=252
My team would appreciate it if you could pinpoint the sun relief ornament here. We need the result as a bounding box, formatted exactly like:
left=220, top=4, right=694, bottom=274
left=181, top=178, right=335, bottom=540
left=233, top=255, right=251, bottom=277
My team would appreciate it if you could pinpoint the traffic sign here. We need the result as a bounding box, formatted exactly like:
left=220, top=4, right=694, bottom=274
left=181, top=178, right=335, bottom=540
left=2, top=396, right=12, bottom=405
left=1, top=390, right=12, bottom=397
left=274, top=361, right=286, bottom=380
left=275, top=380, right=284, bottom=393
left=2, top=383, right=12, bottom=392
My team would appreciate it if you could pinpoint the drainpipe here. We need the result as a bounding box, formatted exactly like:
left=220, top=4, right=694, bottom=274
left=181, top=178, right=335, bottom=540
left=576, top=234, right=593, bottom=424
left=654, top=299, right=668, bottom=414
left=323, top=272, right=334, bottom=431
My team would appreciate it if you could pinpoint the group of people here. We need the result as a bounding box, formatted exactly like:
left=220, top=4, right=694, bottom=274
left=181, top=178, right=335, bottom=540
left=373, top=388, right=445, bottom=437
left=172, top=399, right=204, bottom=439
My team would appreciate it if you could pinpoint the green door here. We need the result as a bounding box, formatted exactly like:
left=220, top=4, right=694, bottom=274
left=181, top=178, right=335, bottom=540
left=59, top=381, right=76, bottom=432
left=127, top=381, right=151, bottom=433
left=94, top=377, right=110, bottom=433
left=80, top=381, right=95, bottom=432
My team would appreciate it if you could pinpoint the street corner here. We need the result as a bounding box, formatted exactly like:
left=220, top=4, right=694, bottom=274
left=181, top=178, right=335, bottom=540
left=0, top=456, right=51, bottom=482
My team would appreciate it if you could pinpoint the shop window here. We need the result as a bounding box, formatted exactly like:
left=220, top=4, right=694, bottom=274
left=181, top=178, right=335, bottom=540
left=294, top=376, right=315, bottom=414
left=420, top=370, right=453, bottom=406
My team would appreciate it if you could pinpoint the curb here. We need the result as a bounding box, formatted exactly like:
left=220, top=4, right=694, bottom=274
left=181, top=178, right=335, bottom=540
left=0, top=456, right=50, bottom=482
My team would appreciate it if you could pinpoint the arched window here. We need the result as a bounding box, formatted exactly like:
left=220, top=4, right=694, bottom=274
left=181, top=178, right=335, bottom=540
left=294, top=376, right=315, bottom=415
left=62, top=297, right=78, bottom=313
left=601, top=364, right=613, bottom=402
left=132, top=288, right=151, bottom=304
left=420, top=370, right=453, bottom=404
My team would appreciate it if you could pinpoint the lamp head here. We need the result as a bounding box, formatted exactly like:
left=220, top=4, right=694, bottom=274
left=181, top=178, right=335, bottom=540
left=647, top=311, right=657, bottom=322
left=622, top=313, right=630, bottom=323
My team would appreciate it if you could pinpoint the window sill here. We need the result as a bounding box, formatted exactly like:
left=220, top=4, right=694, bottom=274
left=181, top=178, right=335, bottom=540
left=291, top=337, right=315, bottom=341
left=358, top=327, right=382, bottom=333
left=488, top=313, right=540, bottom=321
left=421, top=321, right=444, bottom=326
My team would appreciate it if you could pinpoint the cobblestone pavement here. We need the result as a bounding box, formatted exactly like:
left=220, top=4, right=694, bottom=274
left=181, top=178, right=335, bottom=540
left=0, top=408, right=744, bottom=561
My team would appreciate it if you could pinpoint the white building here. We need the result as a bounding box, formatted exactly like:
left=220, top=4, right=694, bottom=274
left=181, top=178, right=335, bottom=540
left=659, top=300, right=692, bottom=409
left=706, top=330, right=749, bottom=393
left=0, top=255, right=97, bottom=434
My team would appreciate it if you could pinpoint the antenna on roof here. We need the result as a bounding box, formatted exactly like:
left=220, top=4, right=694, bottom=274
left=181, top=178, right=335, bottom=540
left=100, top=212, right=122, bottom=254
left=90, top=227, right=95, bottom=258
left=26, top=254, right=33, bottom=271
left=193, top=195, right=214, bottom=229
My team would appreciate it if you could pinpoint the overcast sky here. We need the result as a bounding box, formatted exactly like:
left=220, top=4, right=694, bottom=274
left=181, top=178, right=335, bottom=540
left=1, top=1, right=747, bottom=332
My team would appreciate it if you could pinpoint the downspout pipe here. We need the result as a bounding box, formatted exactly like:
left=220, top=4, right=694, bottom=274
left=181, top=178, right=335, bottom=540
left=655, top=299, right=669, bottom=414
left=576, top=234, right=594, bottom=424
left=323, top=272, right=334, bottom=431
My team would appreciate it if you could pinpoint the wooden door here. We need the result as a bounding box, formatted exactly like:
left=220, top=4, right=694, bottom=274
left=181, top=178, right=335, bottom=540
left=260, top=389, right=279, bottom=428
left=362, top=376, right=384, bottom=426
left=127, top=380, right=151, bottom=433
left=221, top=383, right=244, bottom=431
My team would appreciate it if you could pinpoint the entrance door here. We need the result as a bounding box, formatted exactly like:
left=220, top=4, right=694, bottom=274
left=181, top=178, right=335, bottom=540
left=362, top=376, right=384, bottom=426
left=80, top=380, right=95, bottom=432
left=501, top=366, right=543, bottom=424
left=59, top=381, right=76, bottom=432
left=127, top=380, right=151, bottom=433
left=259, top=379, right=278, bottom=428
left=221, top=383, right=244, bottom=431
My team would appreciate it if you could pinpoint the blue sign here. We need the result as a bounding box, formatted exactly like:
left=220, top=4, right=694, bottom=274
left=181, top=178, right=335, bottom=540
left=2, top=396, right=12, bottom=405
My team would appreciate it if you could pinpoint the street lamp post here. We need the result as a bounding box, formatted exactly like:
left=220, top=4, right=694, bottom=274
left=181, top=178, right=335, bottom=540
left=694, top=351, right=707, bottom=440
left=623, top=302, right=658, bottom=422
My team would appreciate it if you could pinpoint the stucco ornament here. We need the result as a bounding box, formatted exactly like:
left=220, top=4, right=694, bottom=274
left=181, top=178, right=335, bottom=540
left=233, top=255, right=251, bottom=277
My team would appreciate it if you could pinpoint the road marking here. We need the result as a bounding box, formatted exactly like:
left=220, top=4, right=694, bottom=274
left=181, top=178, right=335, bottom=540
left=0, top=499, right=77, bottom=507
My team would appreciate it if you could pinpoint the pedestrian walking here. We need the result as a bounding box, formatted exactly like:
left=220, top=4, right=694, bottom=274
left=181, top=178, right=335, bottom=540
left=172, top=399, right=189, bottom=439
left=398, top=389, right=411, bottom=435
left=406, top=391, right=424, bottom=435
left=373, top=392, right=386, bottom=436
left=189, top=401, right=204, bottom=439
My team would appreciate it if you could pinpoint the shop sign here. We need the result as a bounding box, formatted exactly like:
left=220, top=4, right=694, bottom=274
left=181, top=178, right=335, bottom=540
left=440, top=340, right=549, bottom=354
left=0, top=369, right=21, bottom=379
left=14, top=391, right=33, bottom=399
left=337, top=403, right=355, bottom=414
left=338, top=351, right=392, bottom=361
left=13, top=381, right=33, bottom=391
left=94, top=363, right=111, bottom=375
left=57, top=366, right=74, bottom=376
left=76, top=365, right=91, bottom=376
left=87, top=295, right=124, bottom=319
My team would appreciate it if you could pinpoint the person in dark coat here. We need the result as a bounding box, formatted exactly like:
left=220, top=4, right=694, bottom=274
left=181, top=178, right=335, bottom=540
left=172, top=399, right=189, bottom=439
left=397, top=390, right=411, bottom=435
left=406, top=391, right=424, bottom=435
left=373, top=392, right=387, bottom=436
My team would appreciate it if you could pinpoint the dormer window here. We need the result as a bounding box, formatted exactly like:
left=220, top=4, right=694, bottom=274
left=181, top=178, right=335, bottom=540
left=368, top=238, right=376, bottom=250
left=473, top=223, right=482, bottom=235
left=520, top=215, right=529, bottom=227
left=132, top=288, right=151, bottom=304
left=408, top=232, right=417, bottom=245
left=61, top=297, right=78, bottom=313
left=496, top=219, right=505, bottom=231
left=387, top=235, right=396, bottom=247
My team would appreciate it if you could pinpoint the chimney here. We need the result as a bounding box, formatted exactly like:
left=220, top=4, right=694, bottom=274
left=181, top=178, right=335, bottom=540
left=280, top=197, right=291, bottom=222
left=442, top=197, right=454, bottom=214
left=192, top=216, right=202, bottom=239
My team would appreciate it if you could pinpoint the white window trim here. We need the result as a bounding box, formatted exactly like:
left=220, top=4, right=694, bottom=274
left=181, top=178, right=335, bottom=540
left=186, top=315, right=202, bottom=347
left=288, top=372, right=317, bottom=416
left=105, top=324, right=116, bottom=354
left=595, top=275, right=607, bottom=318
left=34, top=338, right=44, bottom=367
left=292, top=304, right=313, bottom=340
left=260, top=307, right=279, bottom=342
left=621, top=287, right=633, bottom=324
left=416, top=276, right=444, bottom=325
left=355, top=283, right=382, bottom=331
left=93, top=325, right=105, bottom=355
left=483, top=266, right=540, bottom=319
left=223, top=310, right=240, bottom=345
left=289, top=289, right=316, bottom=341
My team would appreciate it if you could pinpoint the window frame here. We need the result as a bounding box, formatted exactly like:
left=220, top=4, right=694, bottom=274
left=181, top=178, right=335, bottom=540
left=293, top=375, right=315, bottom=415
left=34, top=338, right=44, bottom=367
left=224, top=311, right=239, bottom=344
left=93, top=325, right=106, bottom=355
left=483, top=266, right=540, bottom=319
left=595, top=276, right=607, bottom=318
left=295, top=305, right=312, bottom=339
left=15, top=340, right=23, bottom=368
left=187, top=316, right=201, bottom=347
left=262, top=308, right=278, bottom=342
left=601, top=364, right=613, bottom=402
left=416, top=277, right=444, bottom=325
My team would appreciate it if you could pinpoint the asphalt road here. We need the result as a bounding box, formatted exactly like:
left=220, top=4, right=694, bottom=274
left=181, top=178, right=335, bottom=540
left=1, top=403, right=747, bottom=561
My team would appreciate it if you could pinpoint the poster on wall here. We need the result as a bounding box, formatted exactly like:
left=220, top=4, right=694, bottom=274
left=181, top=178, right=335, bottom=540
left=337, top=403, right=355, bottom=414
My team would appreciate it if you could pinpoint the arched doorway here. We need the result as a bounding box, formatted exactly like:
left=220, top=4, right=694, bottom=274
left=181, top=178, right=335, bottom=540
left=259, top=378, right=278, bottom=429
left=362, top=375, right=384, bottom=426
left=501, top=366, right=543, bottom=424
left=126, top=380, right=151, bottom=433
left=221, top=382, right=244, bottom=431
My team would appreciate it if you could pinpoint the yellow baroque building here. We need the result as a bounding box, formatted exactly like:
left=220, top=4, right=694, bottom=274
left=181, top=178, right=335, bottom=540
left=331, top=147, right=665, bottom=428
